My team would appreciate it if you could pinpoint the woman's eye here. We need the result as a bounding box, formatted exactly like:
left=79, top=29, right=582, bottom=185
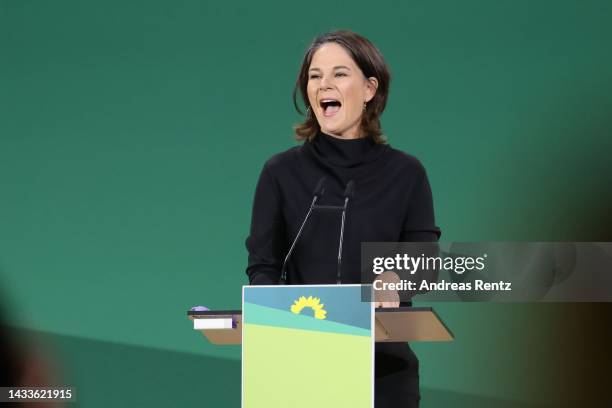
left=309, top=75, right=320, bottom=79
left=335, top=72, right=347, bottom=77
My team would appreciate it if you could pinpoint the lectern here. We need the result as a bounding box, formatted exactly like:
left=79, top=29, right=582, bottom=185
left=188, top=285, right=452, bottom=408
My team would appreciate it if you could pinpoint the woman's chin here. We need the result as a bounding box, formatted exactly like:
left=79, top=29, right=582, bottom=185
left=320, top=126, right=336, bottom=135
left=320, top=123, right=343, bottom=136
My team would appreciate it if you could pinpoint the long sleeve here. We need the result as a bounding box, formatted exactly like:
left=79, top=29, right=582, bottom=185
left=398, top=165, right=441, bottom=301
left=245, top=163, right=286, bottom=285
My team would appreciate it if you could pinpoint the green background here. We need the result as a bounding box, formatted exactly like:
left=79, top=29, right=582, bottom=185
left=1, top=0, right=611, bottom=406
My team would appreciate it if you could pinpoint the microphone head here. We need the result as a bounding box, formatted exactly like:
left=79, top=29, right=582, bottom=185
left=313, top=177, right=326, bottom=197
left=344, top=180, right=355, bottom=198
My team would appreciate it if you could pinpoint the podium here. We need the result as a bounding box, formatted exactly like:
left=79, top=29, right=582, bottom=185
left=188, top=306, right=453, bottom=344
left=188, top=285, right=453, bottom=407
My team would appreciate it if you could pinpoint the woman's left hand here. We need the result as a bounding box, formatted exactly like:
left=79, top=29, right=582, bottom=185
left=373, top=271, right=400, bottom=308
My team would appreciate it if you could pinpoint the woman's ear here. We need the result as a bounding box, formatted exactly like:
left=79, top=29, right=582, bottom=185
left=365, top=77, right=379, bottom=103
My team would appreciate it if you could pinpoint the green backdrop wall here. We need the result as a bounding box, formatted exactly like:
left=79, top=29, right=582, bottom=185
left=1, top=0, right=611, bottom=407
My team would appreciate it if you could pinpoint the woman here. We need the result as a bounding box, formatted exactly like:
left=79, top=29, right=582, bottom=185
left=245, top=30, right=441, bottom=408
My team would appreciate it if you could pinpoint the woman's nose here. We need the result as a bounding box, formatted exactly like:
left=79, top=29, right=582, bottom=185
left=319, top=75, right=333, bottom=89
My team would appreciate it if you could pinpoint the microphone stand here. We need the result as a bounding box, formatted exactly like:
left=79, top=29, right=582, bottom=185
left=279, top=179, right=354, bottom=285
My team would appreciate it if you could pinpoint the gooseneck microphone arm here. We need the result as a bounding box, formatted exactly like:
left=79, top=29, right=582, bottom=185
left=336, top=180, right=355, bottom=285
left=279, top=177, right=326, bottom=284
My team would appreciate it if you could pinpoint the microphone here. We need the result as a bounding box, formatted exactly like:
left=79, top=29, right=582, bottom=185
left=279, top=177, right=326, bottom=284
left=336, top=180, right=355, bottom=284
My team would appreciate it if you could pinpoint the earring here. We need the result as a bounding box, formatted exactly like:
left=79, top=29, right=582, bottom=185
left=306, top=106, right=311, bottom=115
left=363, top=102, right=367, bottom=111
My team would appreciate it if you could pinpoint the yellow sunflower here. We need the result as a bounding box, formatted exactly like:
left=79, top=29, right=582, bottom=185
left=290, top=296, right=327, bottom=320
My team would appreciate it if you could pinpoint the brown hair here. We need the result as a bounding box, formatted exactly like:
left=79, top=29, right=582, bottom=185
left=292, top=30, right=391, bottom=144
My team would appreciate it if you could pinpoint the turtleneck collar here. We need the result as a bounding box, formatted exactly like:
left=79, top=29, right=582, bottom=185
left=307, top=129, right=387, bottom=168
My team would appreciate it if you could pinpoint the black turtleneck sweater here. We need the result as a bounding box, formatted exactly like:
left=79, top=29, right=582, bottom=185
left=246, top=130, right=441, bottom=286
left=245, top=131, right=440, bottom=406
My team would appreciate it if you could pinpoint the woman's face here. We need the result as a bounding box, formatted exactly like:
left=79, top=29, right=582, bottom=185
left=307, top=43, right=378, bottom=139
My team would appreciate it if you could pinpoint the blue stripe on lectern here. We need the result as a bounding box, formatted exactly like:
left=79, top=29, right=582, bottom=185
left=243, top=302, right=371, bottom=337
left=243, top=286, right=371, bottom=330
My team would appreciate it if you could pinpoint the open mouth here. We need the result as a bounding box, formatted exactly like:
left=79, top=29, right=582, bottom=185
left=319, top=99, right=342, bottom=117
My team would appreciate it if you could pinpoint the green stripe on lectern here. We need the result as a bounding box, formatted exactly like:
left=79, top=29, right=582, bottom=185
left=243, top=302, right=371, bottom=337
left=243, top=323, right=372, bottom=408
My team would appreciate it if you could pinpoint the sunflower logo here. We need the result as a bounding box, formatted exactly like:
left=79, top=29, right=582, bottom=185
left=290, top=296, right=327, bottom=320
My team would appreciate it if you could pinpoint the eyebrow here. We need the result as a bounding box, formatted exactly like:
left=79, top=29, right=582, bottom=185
left=308, top=65, right=352, bottom=72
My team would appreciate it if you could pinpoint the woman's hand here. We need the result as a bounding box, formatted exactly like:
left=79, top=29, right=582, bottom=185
left=373, top=271, right=401, bottom=308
